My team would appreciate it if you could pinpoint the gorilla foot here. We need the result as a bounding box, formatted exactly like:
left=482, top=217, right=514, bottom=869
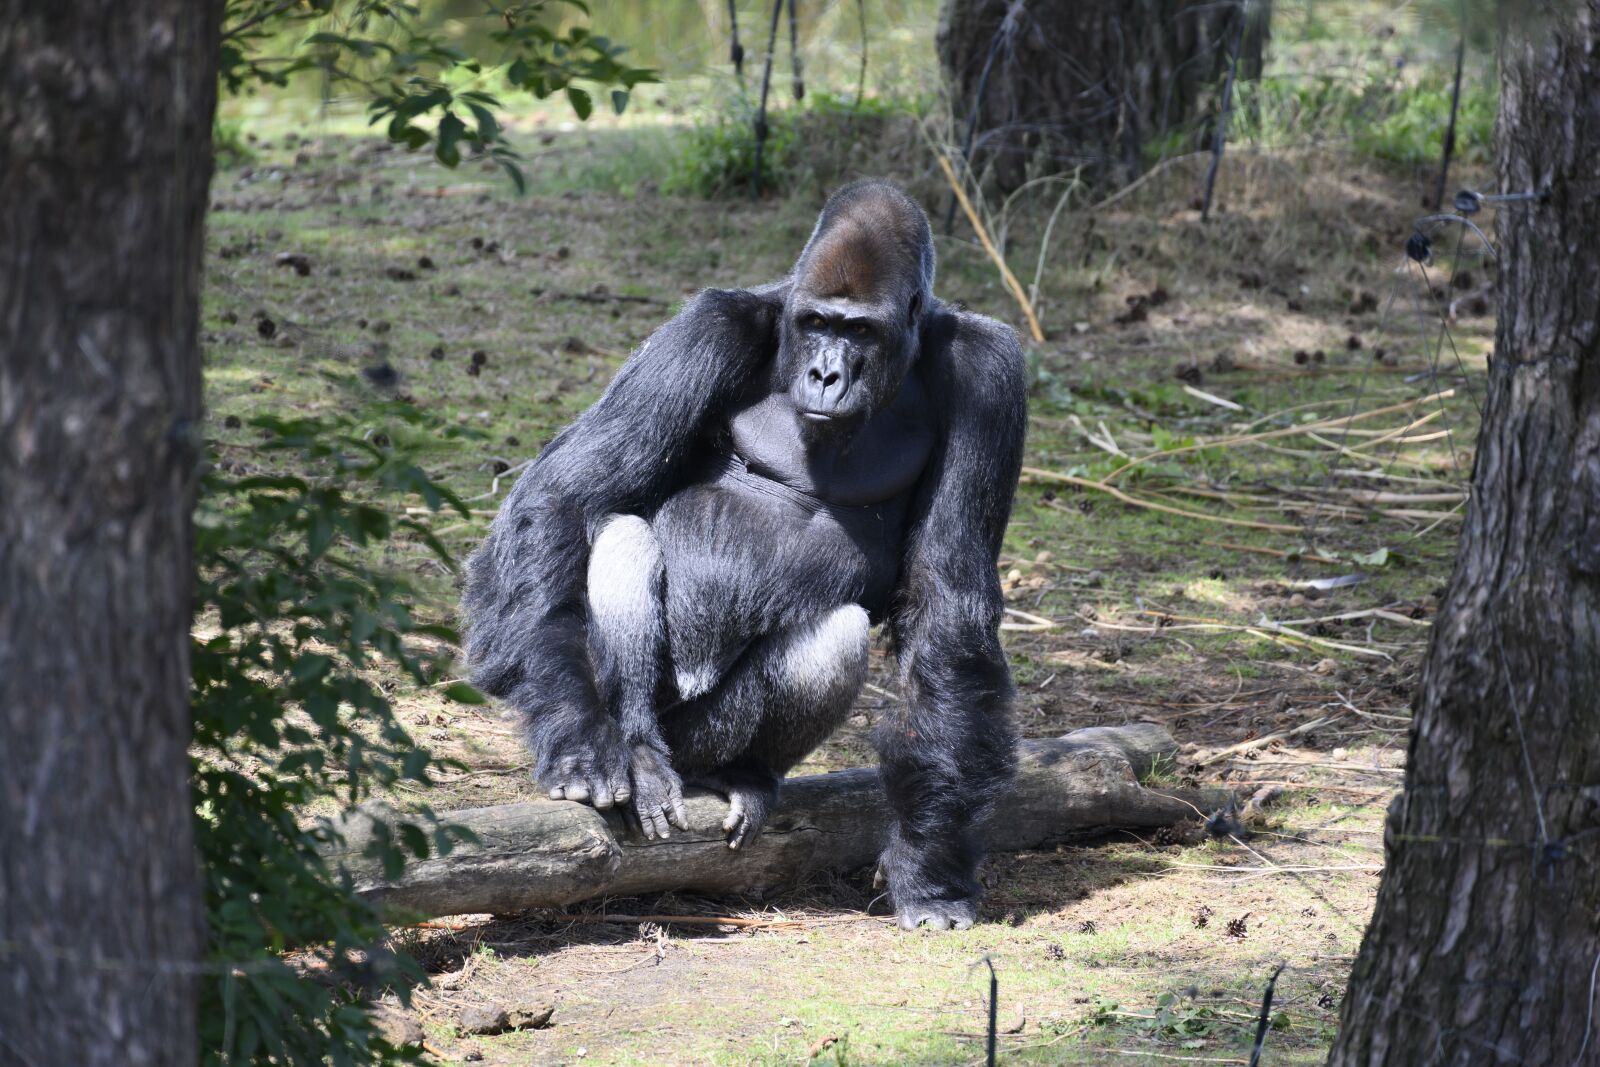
left=545, top=748, right=631, bottom=811
left=627, top=744, right=689, bottom=840
left=719, top=784, right=776, bottom=850
left=895, top=898, right=978, bottom=932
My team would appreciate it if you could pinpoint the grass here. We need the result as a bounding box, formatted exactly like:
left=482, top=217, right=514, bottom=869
left=200, top=9, right=1498, bottom=1057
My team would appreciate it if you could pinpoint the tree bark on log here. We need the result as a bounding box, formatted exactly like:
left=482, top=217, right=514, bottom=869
left=331, top=724, right=1227, bottom=920
left=936, top=0, right=1271, bottom=192
left=1329, top=3, right=1600, bottom=1063
left=0, top=5, right=219, bottom=1066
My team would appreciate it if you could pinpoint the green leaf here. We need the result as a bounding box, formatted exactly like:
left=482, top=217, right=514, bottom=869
left=435, top=110, right=466, bottom=167
left=443, top=682, right=486, bottom=705
left=566, top=86, right=592, bottom=120
left=611, top=88, right=629, bottom=115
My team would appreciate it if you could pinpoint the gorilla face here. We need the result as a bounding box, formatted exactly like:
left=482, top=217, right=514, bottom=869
left=777, top=180, right=935, bottom=444
left=783, top=294, right=916, bottom=432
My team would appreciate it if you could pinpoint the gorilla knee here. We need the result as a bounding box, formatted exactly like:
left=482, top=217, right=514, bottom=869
left=587, top=515, right=663, bottom=628
left=778, top=604, right=870, bottom=703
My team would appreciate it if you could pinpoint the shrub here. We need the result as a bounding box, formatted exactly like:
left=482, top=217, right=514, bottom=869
left=193, top=404, right=480, bottom=1064
left=666, top=90, right=921, bottom=198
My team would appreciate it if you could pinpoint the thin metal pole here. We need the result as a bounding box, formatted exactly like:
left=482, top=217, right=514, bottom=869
left=1433, top=35, right=1466, bottom=211
left=751, top=0, right=783, bottom=199
left=1200, top=0, right=1250, bottom=223
left=727, top=0, right=745, bottom=78
left=788, top=0, right=804, bottom=100
left=854, top=0, right=868, bottom=105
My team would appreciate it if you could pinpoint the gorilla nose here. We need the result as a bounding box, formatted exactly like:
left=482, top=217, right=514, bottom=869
left=801, top=354, right=852, bottom=413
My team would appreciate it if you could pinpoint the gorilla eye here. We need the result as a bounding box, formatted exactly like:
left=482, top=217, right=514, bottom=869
left=801, top=313, right=827, bottom=331
left=848, top=321, right=871, bottom=337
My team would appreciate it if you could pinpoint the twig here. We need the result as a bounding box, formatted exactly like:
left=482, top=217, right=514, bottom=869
left=538, top=912, right=810, bottom=930
left=1167, top=862, right=1383, bottom=876
left=1001, top=607, right=1058, bottom=631
left=935, top=153, right=1045, bottom=342
left=1193, top=714, right=1346, bottom=768
left=1022, top=468, right=1301, bottom=533
left=1098, top=390, right=1456, bottom=484
left=1202, top=541, right=1344, bottom=565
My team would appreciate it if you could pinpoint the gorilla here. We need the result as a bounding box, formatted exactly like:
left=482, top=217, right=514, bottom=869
left=462, top=180, right=1026, bottom=930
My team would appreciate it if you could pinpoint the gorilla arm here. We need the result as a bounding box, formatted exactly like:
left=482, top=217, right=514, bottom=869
left=462, top=288, right=779, bottom=814
left=876, top=309, right=1027, bottom=931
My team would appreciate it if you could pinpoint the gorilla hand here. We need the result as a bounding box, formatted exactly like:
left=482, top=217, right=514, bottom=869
left=627, top=743, right=689, bottom=840
left=543, top=717, right=632, bottom=810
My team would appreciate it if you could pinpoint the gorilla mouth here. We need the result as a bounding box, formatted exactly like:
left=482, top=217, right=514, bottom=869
left=800, top=411, right=836, bottom=423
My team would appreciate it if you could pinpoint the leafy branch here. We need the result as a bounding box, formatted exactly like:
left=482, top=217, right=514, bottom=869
left=219, top=0, right=657, bottom=191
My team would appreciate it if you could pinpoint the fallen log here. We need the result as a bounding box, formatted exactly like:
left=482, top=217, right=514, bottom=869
left=329, top=723, right=1227, bottom=920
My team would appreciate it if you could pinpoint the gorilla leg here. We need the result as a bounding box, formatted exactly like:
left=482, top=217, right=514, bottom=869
left=663, top=604, right=870, bottom=848
left=586, top=514, right=666, bottom=740
left=583, top=515, right=688, bottom=834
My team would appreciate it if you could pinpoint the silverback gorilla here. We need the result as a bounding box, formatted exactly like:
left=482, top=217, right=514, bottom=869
left=462, top=181, right=1026, bottom=930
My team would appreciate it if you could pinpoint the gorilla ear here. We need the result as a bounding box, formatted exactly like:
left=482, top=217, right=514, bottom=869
left=907, top=291, right=922, bottom=326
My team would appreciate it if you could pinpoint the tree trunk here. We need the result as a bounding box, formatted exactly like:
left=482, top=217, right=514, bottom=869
left=0, top=5, right=220, bottom=1065
left=936, top=0, right=1270, bottom=191
left=330, top=725, right=1229, bottom=920
left=1329, top=5, right=1600, bottom=1064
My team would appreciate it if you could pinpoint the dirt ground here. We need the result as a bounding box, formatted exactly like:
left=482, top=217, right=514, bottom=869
left=204, top=113, right=1490, bottom=1064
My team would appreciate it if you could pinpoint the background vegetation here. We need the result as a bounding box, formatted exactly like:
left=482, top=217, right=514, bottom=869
left=199, top=1, right=1499, bottom=1062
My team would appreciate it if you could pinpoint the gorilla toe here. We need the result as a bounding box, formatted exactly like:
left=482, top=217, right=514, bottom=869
left=720, top=785, right=775, bottom=850
left=895, top=899, right=977, bottom=932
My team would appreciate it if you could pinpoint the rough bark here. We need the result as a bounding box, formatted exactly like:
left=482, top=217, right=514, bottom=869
left=331, top=724, right=1226, bottom=920
left=936, top=0, right=1271, bottom=191
left=1329, top=4, right=1600, bottom=1064
left=0, top=5, right=220, bottom=1066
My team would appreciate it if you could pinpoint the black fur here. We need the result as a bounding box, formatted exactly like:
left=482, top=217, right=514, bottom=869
left=461, top=180, right=1026, bottom=930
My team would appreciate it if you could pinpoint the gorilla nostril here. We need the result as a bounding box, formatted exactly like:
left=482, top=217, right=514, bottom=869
left=822, top=371, right=841, bottom=387
left=808, top=367, right=825, bottom=383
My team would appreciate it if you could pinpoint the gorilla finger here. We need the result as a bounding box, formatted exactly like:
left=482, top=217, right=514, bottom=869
left=591, top=782, right=615, bottom=809
left=549, top=785, right=567, bottom=800
left=565, top=781, right=591, bottom=803
left=668, top=794, right=689, bottom=832
left=649, top=806, right=671, bottom=840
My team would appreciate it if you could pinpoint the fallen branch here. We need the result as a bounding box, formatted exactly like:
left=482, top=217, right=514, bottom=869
left=329, top=725, right=1227, bottom=920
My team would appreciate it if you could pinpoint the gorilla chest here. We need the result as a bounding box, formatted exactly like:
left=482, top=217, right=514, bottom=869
left=651, top=388, right=933, bottom=654
left=723, top=386, right=934, bottom=508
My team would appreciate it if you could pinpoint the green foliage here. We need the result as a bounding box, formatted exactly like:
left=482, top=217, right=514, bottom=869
left=192, top=403, right=481, bottom=1065
left=213, top=117, right=257, bottom=168
left=666, top=90, right=910, bottom=198
left=1090, top=991, right=1285, bottom=1045
left=219, top=0, right=656, bottom=191
left=1352, top=75, right=1495, bottom=165
left=1229, top=68, right=1496, bottom=165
